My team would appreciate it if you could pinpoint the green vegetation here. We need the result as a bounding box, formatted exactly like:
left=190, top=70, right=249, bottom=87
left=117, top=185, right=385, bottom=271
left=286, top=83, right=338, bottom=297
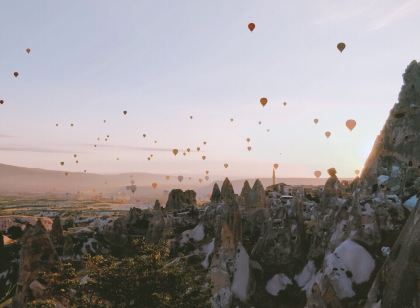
left=28, top=239, right=211, bottom=308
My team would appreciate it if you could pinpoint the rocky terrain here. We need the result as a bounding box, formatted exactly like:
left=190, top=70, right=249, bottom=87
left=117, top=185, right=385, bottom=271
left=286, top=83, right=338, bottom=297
left=0, top=61, right=420, bottom=307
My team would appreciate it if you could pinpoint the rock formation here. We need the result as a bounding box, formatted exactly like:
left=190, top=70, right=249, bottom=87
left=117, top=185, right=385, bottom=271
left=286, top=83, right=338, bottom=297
left=13, top=220, right=60, bottom=307
left=211, top=183, right=222, bottom=203
left=166, top=189, right=197, bottom=211
left=248, top=179, right=266, bottom=208
left=240, top=180, right=252, bottom=208
left=362, top=60, right=420, bottom=199
left=221, top=178, right=236, bottom=203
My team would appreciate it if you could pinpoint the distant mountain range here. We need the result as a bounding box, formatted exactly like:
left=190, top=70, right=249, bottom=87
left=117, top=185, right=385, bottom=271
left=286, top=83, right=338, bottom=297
left=0, top=163, right=338, bottom=200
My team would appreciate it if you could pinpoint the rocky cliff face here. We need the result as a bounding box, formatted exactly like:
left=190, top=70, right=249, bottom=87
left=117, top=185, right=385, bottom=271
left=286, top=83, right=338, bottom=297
left=362, top=60, right=420, bottom=200
left=13, top=220, right=59, bottom=307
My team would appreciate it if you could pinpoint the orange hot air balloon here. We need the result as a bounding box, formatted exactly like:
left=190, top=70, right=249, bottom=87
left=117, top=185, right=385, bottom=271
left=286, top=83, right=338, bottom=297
left=314, top=118, right=319, bottom=124
left=355, top=169, right=360, bottom=176
left=26, top=48, right=31, bottom=54
left=273, top=163, right=279, bottom=170
left=178, top=175, right=184, bottom=182
left=152, top=182, right=158, bottom=189
left=346, top=119, right=357, bottom=131
left=248, top=23, right=255, bottom=32
left=337, top=42, right=346, bottom=52
left=123, top=110, right=127, bottom=115
left=224, top=163, right=229, bottom=168
left=13, top=72, right=19, bottom=78
left=202, top=155, right=206, bottom=160
left=247, top=146, right=252, bottom=151
left=260, top=97, right=268, bottom=107
left=314, top=170, right=322, bottom=178
left=172, top=149, right=179, bottom=156
left=325, top=131, right=331, bottom=138
left=60, top=162, right=64, bottom=166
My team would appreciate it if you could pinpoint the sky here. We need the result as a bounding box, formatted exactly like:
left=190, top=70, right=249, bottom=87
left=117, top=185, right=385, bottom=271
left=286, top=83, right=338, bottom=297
left=0, top=0, right=420, bottom=178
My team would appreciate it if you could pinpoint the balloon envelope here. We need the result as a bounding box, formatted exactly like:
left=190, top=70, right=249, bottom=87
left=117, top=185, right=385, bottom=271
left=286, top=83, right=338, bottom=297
left=325, top=131, right=331, bottom=138
left=260, top=97, right=268, bottom=107
left=337, top=42, right=346, bottom=52
left=152, top=182, right=158, bottom=189
left=346, top=119, right=357, bottom=131
left=172, top=149, right=179, bottom=156
left=178, top=176, right=184, bottom=182
left=224, top=163, right=229, bottom=168
left=248, top=23, right=255, bottom=32
left=314, top=170, right=322, bottom=178
left=314, top=119, right=319, bottom=124
left=273, top=163, right=279, bottom=170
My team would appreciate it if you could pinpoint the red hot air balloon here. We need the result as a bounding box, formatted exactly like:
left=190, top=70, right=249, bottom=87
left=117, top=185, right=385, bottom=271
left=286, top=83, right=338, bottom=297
left=248, top=23, right=255, bottom=32
left=260, top=97, right=268, bottom=107
left=152, top=182, right=158, bottom=189
left=314, top=170, right=322, bottom=178
left=346, top=119, right=357, bottom=131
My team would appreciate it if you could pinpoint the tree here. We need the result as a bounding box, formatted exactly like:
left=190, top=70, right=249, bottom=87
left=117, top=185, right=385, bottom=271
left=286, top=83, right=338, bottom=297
left=30, top=239, right=210, bottom=308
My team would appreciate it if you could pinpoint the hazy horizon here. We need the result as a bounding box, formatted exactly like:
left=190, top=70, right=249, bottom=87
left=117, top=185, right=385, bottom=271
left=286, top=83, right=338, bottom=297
left=1, top=0, right=420, bottom=178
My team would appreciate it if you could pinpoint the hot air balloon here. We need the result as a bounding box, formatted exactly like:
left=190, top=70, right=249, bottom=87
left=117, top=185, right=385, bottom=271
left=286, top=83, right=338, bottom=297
left=203, top=141, right=207, bottom=145
left=273, top=163, right=279, bottom=170
left=154, top=140, right=157, bottom=144
left=202, top=155, right=206, bottom=160
left=60, top=162, right=64, bottom=166
left=314, top=170, right=322, bottom=178
left=74, top=154, right=77, bottom=158
left=150, top=154, right=154, bottom=157
left=84, top=170, right=87, bottom=173
left=314, top=119, right=319, bottom=124
left=55, top=123, right=58, bottom=126
left=266, top=129, right=270, bottom=132
left=224, top=163, right=229, bottom=168
left=0, top=100, right=4, bottom=105
left=199, top=178, right=203, bottom=183
left=75, top=160, right=79, bottom=164
left=260, top=97, right=268, bottom=107
left=142, top=134, right=146, bottom=138
left=258, top=121, right=262, bottom=125
left=205, top=170, right=209, bottom=175
left=247, top=146, right=252, bottom=151
left=183, top=152, right=186, bottom=156
left=246, top=138, right=250, bottom=143
left=152, top=182, right=158, bottom=189
left=230, top=118, right=234, bottom=122
left=147, top=157, right=151, bottom=161
left=65, top=172, right=69, bottom=176
left=355, top=169, right=360, bottom=176
left=197, top=147, right=201, bottom=151
left=70, top=123, right=74, bottom=127
left=123, top=110, right=127, bottom=115
left=13, top=72, right=19, bottom=78
left=103, top=120, right=106, bottom=123
left=26, top=48, right=31, bottom=54
left=283, top=102, right=287, bottom=106
left=172, top=149, right=179, bottom=156
left=190, top=115, right=193, bottom=119
left=166, top=176, right=170, bottom=180
left=187, top=148, right=191, bottom=152
left=178, top=175, right=184, bottom=182
left=346, top=119, right=357, bottom=131
left=325, top=131, right=331, bottom=138
left=337, top=42, right=346, bottom=53
left=248, top=23, right=255, bottom=32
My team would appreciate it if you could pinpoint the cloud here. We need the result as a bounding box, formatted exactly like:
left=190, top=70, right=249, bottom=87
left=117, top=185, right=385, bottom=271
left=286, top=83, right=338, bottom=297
left=83, top=144, right=173, bottom=152
left=0, top=146, right=77, bottom=154
left=369, top=0, right=420, bottom=31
